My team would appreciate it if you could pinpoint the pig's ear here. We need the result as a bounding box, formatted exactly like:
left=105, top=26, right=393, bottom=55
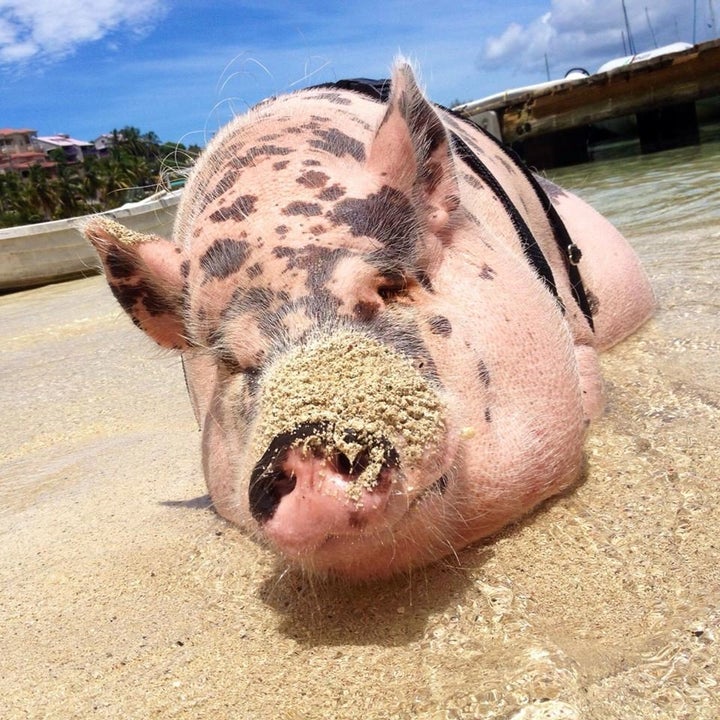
left=84, top=218, right=190, bottom=350
left=367, top=62, right=459, bottom=237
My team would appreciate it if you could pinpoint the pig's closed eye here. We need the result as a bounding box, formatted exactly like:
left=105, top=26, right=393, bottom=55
left=377, top=273, right=409, bottom=302
left=215, top=348, right=259, bottom=378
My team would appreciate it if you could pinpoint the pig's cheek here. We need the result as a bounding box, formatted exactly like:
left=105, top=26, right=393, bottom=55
left=202, top=388, right=247, bottom=526
left=216, top=376, right=260, bottom=521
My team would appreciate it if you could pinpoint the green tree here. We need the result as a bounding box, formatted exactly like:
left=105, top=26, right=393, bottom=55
left=0, top=126, right=197, bottom=228
left=26, top=165, right=60, bottom=220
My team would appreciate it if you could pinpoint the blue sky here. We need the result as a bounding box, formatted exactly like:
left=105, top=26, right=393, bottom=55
left=1, top=0, right=717, bottom=146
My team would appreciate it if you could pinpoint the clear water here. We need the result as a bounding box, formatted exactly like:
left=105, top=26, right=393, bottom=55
left=549, top=133, right=720, bottom=236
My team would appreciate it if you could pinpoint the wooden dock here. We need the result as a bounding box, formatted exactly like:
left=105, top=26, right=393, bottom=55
left=455, top=38, right=720, bottom=167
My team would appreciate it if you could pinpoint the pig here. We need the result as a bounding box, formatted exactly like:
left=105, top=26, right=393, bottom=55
left=84, top=62, right=655, bottom=580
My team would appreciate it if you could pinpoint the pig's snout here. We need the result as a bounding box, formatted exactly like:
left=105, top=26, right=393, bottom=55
left=248, top=423, right=401, bottom=552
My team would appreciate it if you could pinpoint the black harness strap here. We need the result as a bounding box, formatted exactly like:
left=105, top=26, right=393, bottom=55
left=448, top=132, right=560, bottom=304
left=311, top=78, right=391, bottom=100
left=310, top=78, right=594, bottom=331
left=459, top=113, right=595, bottom=330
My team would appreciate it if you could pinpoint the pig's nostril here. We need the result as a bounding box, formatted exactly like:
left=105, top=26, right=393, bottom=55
left=335, top=452, right=353, bottom=476
left=275, top=469, right=297, bottom=497
left=333, top=450, right=370, bottom=478
left=352, top=450, right=370, bottom=476
left=249, top=465, right=296, bottom=523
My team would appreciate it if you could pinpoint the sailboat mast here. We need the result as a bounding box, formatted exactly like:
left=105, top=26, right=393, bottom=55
left=622, top=0, right=637, bottom=54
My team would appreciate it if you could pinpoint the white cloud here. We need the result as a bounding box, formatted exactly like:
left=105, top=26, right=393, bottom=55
left=0, top=0, right=166, bottom=65
left=478, top=0, right=714, bottom=79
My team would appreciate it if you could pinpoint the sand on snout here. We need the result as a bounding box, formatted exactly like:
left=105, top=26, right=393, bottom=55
left=256, top=329, right=445, bottom=500
left=1, top=233, right=718, bottom=720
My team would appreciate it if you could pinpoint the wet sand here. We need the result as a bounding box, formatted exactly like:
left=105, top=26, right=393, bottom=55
left=1, top=219, right=718, bottom=718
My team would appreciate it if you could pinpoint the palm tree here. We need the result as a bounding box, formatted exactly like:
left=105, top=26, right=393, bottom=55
left=96, top=157, right=136, bottom=207
left=53, top=162, right=87, bottom=218
left=81, top=155, right=104, bottom=205
left=26, top=165, right=60, bottom=220
left=0, top=126, right=197, bottom=228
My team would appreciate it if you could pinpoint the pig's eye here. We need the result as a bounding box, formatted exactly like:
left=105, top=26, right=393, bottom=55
left=216, top=350, right=259, bottom=379
left=377, top=273, right=408, bottom=302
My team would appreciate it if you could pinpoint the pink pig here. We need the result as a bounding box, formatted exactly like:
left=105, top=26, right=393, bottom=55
left=85, top=63, right=654, bottom=579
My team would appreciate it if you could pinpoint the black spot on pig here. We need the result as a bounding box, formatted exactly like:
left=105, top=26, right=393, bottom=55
left=315, top=92, right=352, bottom=105
left=112, top=282, right=174, bottom=319
left=428, top=315, right=452, bottom=336
left=110, top=283, right=144, bottom=314
left=106, top=248, right=136, bottom=279
left=354, top=300, right=381, bottom=321
left=479, top=264, right=496, bottom=280
left=310, top=128, right=366, bottom=162
left=463, top=172, right=483, bottom=190
left=225, top=287, right=276, bottom=318
left=201, top=170, right=239, bottom=211
left=232, top=145, right=293, bottom=169
left=297, top=171, right=329, bottom=189
left=416, top=269, right=434, bottom=293
left=496, top=154, right=515, bottom=175
left=200, top=238, right=251, bottom=280
left=476, top=359, right=491, bottom=387
left=368, top=316, right=440, bottom=384
left=209, top=195, right=258, bottom=223
left=536, top=178, right=568, bottom=200
left=318, top=184, right=346, bottom=201
left=329, top=186, right=418, bottom=262
left=272, top=244, right=349, bottom=294
left=282, top=201, right=323, bottom=217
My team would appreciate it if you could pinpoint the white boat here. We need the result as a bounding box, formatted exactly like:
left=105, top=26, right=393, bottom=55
left=596, top=42, right=693, bottom=73
left=0, top=189, right=181, bottom=293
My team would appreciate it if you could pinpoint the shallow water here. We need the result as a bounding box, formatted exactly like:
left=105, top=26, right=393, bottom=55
left=555, top=142, right=719, bottom=233
left=1, top=142, right=718, bottom=719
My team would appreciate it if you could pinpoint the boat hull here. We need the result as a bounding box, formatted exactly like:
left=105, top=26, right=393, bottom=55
left=0, top=191, right=181, bottom=293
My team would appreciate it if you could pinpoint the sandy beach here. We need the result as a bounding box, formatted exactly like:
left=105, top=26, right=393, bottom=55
left=1, top=210, right=718, bottom=719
